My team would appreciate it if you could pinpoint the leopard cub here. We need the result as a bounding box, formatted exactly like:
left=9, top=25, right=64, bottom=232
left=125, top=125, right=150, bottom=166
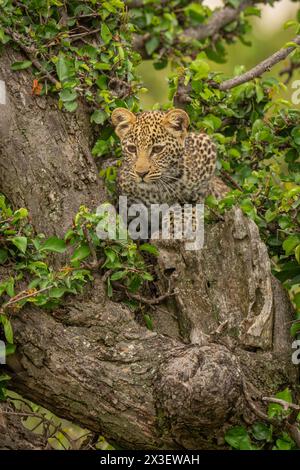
left=111, top=107, right=227, bottom=208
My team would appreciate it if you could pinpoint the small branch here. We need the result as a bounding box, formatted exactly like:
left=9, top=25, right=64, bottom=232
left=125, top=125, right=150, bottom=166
left=262, top=397, right=300, bottom=411
left=219, top=35, right=300, bottom=91
left=1, top=286, right=52, bottom=312
left=68, top=28, right=101, bottom=42
left=113, top=278, right=177, bottom=305
left=5, top=28, right=58, bottom=86
left=243, top=379, right=275, bottom=423
left=286, top=422, right=300, bottom=448
left=82, top=225, right=98, bottom=268
left=220, top=170, right=242, bottom=191
left=279, top=61, right=300, bottom=84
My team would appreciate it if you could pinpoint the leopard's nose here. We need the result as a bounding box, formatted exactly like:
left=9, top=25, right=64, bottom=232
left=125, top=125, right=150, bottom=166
left=136, top=170, right=149, bottom=178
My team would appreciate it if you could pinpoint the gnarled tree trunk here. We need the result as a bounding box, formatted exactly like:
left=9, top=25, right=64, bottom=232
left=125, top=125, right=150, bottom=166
left=0, top=48, right=298, bottom=450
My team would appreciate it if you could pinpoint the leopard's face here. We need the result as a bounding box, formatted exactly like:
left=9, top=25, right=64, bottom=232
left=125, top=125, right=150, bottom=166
left=112, top=109, right=190, bottom=189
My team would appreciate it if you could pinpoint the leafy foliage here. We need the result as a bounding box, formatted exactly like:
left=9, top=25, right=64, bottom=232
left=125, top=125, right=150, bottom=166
left=225, top=388, right=300, bottom=450
left=0, top=196, right=154, bottom=376
left=0, top=0, right=140, bottom=119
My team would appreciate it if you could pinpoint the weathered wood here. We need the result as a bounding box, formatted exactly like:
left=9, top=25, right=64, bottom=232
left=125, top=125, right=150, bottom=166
left=0, top=48, right=106, bottom=237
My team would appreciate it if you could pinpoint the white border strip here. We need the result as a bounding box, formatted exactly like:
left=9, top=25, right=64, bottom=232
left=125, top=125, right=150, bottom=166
left=0, top=80, right=6, bottom=105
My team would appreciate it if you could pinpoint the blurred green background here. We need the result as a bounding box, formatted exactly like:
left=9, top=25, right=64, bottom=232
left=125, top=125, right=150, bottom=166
left=137, top=0, right=299, bottom=109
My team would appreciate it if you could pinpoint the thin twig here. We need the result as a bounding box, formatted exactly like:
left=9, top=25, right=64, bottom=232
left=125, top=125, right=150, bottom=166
left=68, top=28, right=101, bottom=42
left=279, top=61, right=300, bottom=84
left=82, top=225, right=98, bottom=268
left=243, top=379, right=274, bottom=423
left=262, top=397, right=300, bottom=411
left=220, top=170, right=243, bottom=191
left=113, top=278, right=177, bottom=305
left=1, top=286, right=52, bottom=312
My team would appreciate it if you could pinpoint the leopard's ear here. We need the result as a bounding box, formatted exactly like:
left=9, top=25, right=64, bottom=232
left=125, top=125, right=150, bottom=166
left=111, top=108, right=136, bottom=139
left=162, top=109, right=190, bottom=140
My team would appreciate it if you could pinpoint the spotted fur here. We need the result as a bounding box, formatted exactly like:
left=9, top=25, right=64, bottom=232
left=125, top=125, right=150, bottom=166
left=111, top=108, right=227, bottom=208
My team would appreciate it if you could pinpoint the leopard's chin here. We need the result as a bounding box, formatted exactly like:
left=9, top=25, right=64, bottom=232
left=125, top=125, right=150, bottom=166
left=138, top=180, right=157, bottom=189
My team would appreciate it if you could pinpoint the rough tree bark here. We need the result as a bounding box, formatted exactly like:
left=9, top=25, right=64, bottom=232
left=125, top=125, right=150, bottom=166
left=0, top=403, right=46, bottom=450
left=0, top=48, right=298, bottom=449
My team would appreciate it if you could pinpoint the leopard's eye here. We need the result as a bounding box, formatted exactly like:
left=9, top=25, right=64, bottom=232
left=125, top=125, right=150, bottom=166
left=152, top=144, right=165, bottom=154
left=126, top=144, right=137, bottom=153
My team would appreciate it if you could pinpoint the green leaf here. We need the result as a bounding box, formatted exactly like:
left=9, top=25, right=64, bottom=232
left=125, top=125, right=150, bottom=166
left=227, top=0, right=241, bottom=7
left=0, top=249, right=8, bottom=264
left=128, top=275, right=143, bottom=293
left=0, top=373, right=11, bottom=382
left=290, top=321, right=300, bottom=337
left=143, top=314, right=153, bottom=331
left=275, top=438, right=292, bottom=450
left=104, top=247, right=115, bottom=264
left=94, top=62, right=111, bottom=70
left=201, top=114, right=222, bottom=131
left=225, top=426, right=253, bottom=450
left=139, top=243, right=159, bottom=256
left=5, top=277, right=14, bottom=297
left=255, top=84, right=264, bottom=103
left=11, top=236, right=27, bottom=254
left=293, top=292, right=300, bottom=310
left=91, top=110, right=107, bottom=125
left=5, top=343, right=16, bottom=356
left=251, top=423, right=272, bottom=442
left=59, top=89, right=77, bottom=102
left=0, top=315, right=13, bottom=343
left=110, top=270, right=126, bottom=281
left=71, top=244, right=90, bottom=263
left=142, top=272, right=153, bottom=281
left=284, top=20, right=298, bottom=30
left=14, top=208, right=28, bottom=220
left=184, top=3, right=206, bottom=22
left=41, top=237, right=66, bottom=253
left=101, top=24, right=112, bottom=44
left=244, top=6, right=261, bottom=16
left=92, top=139, right=109, bottom=157
left=11, top=60, right=32, bottom=71
left=107, top=278, right=113, bottom=297
left=49, top=287, right=67, bottom=298
left=291, top=127, right=300, bottom=146
left=276, top=388, right=292, bottom=402
left=268, top=388, right=292, bottom=418
left=265, top=209, right=277, bottom=223
left=63, top=100, right=78, bottom=112
left=283, top=235, right=300, bottom=255
left=190, top=58, right=210, bottom=80
left=56, top=56, right=69, bottom=82
left=145, top=36, right=159, bottom=56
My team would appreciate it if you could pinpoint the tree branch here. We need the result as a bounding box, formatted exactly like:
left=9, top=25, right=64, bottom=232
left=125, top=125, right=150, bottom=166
left=183, top=0, right=254, bottom=41
left=219, top=35, right=300, bottom=91
left=131, top=0, right=260, bottom=58
left=279, top=61, right=300, bottom=84
left=262, top=397, right=300, bottom=411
